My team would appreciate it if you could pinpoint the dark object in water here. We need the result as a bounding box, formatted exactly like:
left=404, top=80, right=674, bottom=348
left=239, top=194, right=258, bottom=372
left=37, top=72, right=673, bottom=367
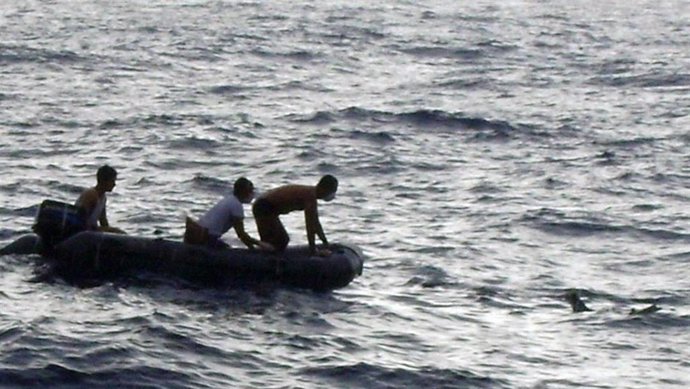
left=565, top=289, right=592, bottom=312
left=31, top=200, right=86, bottom=251
left=2, top=232, right=364, bottom=291
left=0, top=234, right=42, bottom=256
left=2, top=199, right=364, bottom=290
left=564, top=289, right=661, bottom=316
left=629, top=304, right=661, bottom=316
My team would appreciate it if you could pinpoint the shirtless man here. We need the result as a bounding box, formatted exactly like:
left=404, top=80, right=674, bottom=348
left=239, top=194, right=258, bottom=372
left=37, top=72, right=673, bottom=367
left=252, top=175, right=338, bottom=256
left=185, top=177, right=262, bottom=249
left=75, top=165, right=125, bottom=234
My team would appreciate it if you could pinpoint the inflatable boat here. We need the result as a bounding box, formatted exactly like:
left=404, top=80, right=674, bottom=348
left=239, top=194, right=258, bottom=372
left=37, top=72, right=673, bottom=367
left=0, top=200, right=364, bottom=291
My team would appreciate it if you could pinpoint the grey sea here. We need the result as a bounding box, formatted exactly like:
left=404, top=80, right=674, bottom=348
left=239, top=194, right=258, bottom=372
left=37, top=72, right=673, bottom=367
left=1, top=1, right=689, bottom=388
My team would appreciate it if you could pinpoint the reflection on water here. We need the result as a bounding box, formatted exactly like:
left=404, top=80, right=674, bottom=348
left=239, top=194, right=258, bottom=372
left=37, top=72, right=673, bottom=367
left=1, top=0, right=690, bottom=388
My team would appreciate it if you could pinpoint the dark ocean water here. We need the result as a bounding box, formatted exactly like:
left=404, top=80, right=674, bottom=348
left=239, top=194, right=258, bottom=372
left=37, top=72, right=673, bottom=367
left=1, top=1, right=689, bottom=388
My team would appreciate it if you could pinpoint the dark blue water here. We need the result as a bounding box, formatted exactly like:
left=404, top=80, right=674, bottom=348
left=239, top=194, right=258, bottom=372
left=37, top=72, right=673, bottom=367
left=1, top=1, right=689, bottom=388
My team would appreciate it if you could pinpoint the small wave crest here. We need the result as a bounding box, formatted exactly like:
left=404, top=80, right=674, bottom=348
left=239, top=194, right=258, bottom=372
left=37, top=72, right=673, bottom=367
left=303, top=362, right=505, bottom=389
left=521, top=207, right=690, bottom=242
left=0, top=363, right=197, bottom=389
left=0, top=44, right=85, bottom=65
left=604, top=312, right=690, bottom=330
left=405, top=265, right=453, bottom=288
left=167, top=136, right=221, bottom=151
left=189, top=174, right=232, bottom=194
left=590, top=71, right=690, bottom=89
left=287, top=107, right=527, bottom=139
left=397, top=45, right=485, bottom=61
left=250, top=47, right=322, bottom=62
left=209, top=84, right=250, bottom=96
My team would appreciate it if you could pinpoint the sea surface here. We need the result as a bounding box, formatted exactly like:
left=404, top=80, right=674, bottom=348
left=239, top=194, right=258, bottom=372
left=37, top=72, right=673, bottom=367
left=1, top=1, right=689, bottom=388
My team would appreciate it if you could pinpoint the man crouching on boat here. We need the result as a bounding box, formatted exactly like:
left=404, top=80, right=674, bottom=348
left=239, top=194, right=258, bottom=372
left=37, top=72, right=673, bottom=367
left=185, top=177, right=264, bottom=249
left=252, top=175, right=338, bottom=257
left=75, top=165, right=126, bottom=234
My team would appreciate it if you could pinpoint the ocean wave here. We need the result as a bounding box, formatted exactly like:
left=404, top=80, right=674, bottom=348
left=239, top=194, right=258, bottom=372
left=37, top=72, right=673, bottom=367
left=590, top=71, right=690, bottom=89
left=593, top=136, right=659, bottom=149
left=3, top=146, right=86, bottom=160
left=397, top=110, right=512, bottom=132
left=0, top=364, right=196, bottom=389
left=632, top=203, right=664, bottom=212
left=604, top=312, right=690, bottom=330
left=520, top=208, right=690, bottom=241
left=469, top=181, right=506, bottom=195
left=594, top=58, right=638, bottom=75
left=405, top=265, right=453, bottom=288
left=5, top=205, right=39, bottom=218
left=303, top=362, right=505, bottom=389
left=0, top=44, right=85, bottom=65
left=209, top=84, right=251, bottom=96
left=0, top=319, right=197, bottom=388
left=346, top=129, right=395, bottom=144
left=0, top=120, right=40, bottom=130
left=97, top=114, right=219, bottom=133
left=250, top=47, right=322, bottom=62
left=435, top=77, right=491, bottom=90
left=471, top=286, right=526, bottom=311
left=97, top=119, right=129, bottom=130
left=142, top=323, right=231, bottom=360
left=138, top=114, right=187, bottom=128
left=287, top=107, right=528, bottom=138
left=167, top=136, right=221, bottom=151
left=396, top=45, right=485, bottom=61
left=0, top=2, right=688, bottom=388
left=189, top=174, right=233, bottom=194
left=320, top=24, right=386, bottom=44
left=285, top=111, right=336, bottom=125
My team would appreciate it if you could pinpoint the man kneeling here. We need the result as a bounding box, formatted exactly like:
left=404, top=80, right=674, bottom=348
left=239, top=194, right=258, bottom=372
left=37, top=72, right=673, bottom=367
left=184, top=177, right=262, bottom=249
left=253, top=175, right=338, bottom=256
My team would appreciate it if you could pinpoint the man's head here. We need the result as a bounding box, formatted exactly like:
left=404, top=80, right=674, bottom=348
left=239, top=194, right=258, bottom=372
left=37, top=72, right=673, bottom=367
left=316, top=174, right=338, bottom=201
left=234, top=177, right=255, bottom=204
left=96, top=165, right=117, bottom=192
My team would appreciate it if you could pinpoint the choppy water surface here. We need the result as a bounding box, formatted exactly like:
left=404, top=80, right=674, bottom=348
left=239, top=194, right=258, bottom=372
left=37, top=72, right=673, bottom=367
left=1, top=1, right=689, bottom=388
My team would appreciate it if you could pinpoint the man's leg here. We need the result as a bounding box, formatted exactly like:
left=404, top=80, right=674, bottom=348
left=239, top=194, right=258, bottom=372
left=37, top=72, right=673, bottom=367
left=255, top=215, right=289, bottom=251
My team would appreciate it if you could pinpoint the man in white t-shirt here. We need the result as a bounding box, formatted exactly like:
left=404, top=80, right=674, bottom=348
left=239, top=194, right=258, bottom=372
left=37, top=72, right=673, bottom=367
left=184, top=177, right=262, bottom=249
